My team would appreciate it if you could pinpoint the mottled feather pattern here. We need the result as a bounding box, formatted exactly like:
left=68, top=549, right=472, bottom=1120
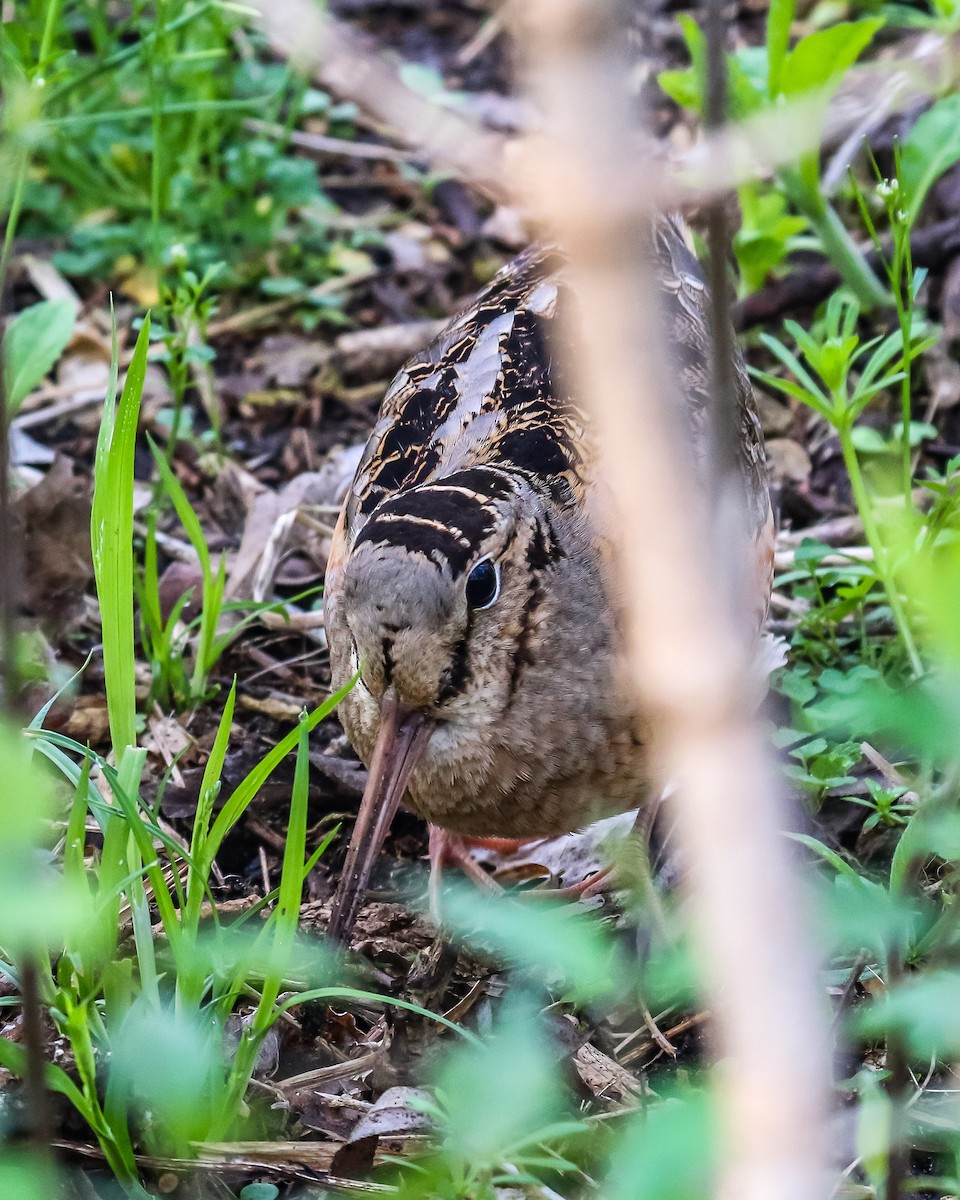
left=324, top=215, right=774, bottom=847
left=345, top=220, right=769, bottom=558
left=344, top=244, right=587, bottom=539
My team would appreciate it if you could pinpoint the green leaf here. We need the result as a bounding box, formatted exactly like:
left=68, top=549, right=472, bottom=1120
left=437, top=992, right=566, bottom=1169
left=110, top=1000, right=225, bottom=1151
left=893, top=420, right=939, bottom=446
left=727, top=52, right=766, bottom=118
left=205, top=674, right=355, bottom=862
left=850, top=425, right=890, bottom=454
left=790, top=832, right=865, bottom=884
left=657, top=16, right=706, bottom=116
left=780, top=20, right=882, bottom=97
left=899, top=94, right=960, bottom=222
left=240, top=1187, right=280, bottom=1200
left=734, top=184, right=808, bottom=292
left=0, top=720, right=93, bottom=954
left=92, top=313, right=151, bottom=760
left=605, top=1090, right=715, bottom=1200
left=658, top=67, right=700, bottom=112
left=766, top=0, right=794, bottom=96
left=2, top=299, right=78, bottom=415
left=435, top=885, right=630, bottom=1004
left=149, top=436, right=210, bottom=568
left=859, top=970, right=960, bottom=1057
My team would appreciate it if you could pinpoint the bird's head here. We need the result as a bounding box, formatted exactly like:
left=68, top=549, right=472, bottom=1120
left=325, top=466, right=568, bottom=939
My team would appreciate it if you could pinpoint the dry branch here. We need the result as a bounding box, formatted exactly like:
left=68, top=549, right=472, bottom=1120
left=253, top=0, right=959, bottom=216
left=512, top=4, right=832, bottom=1199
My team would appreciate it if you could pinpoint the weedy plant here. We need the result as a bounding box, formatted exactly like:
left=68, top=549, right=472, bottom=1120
left=140, top=430, right=325, bottom=710
left=0, top=1, right=380, bottom=305
left=139, top=435, right=290, bottom=710
left=779, top=522, right=960, bottom=1189
left=151, top=261, right=223, bottom=457
left=366, top=886, right=710, bottom=1200
left=753, top=286, right=932, bottom=674
left=660, top=0, right=886, bottom=303
left=660, top=0, right=960, bottom=301
left=0, top=311, right=356, bottom=1192
left=749, top=103, right=960, bottom=1195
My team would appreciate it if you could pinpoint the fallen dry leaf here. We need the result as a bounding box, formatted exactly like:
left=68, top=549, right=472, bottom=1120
left=227, top=444, right=363, bottom=600
left=17, top=455, right=93, bottom=626
left=572, top=1038, right=641, bottom=1102
left=143, top=712, right=194, bottom=786
left=330, top=1086, right=432, bottom=1177
left=765, top=437, right=812, bottom=483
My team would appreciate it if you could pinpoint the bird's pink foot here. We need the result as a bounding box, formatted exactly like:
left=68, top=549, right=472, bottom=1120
left=427, top=825, right=503, bottom=921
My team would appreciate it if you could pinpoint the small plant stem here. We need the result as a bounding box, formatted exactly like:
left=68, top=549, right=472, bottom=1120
left=0, top=277, right=22, bottom=709
left=892, top=224, right=916, bottom=510
left=49, top=2, right=216, bottom=105
left=781, top=168, right=890, bottom=309
left=807, top=203, right=891, bottom=310
left=0, top=150, right=29, bottom=293
left=838, top=431, right=923, bottom=676
left=65, top=1002, right=140, bottom=1187
left=37, top=0, right=64, bottom=73
left=884, top=989, right=910, bottom=1200
left=0, top=0, right=64, bottom=285
left=19, top=956, right=53, bottom=1160
left=149, top=0, right=170, bottom=270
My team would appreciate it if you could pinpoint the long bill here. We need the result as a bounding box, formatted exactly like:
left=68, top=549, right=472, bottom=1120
left=327, top=687, right=433, bottom=944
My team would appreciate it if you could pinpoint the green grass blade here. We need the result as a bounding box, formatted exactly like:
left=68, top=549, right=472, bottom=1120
left=148, top=434, right=210, bottom=564
left=183, top=679, right=238, bottom=936
left=276, top=711, right=311, bottom=945
left=139, top=509, right=166, bottom=652
left=27, top=651, right=94, bottom=732
left=214, top=712, right=315, bottom=1134
left=194, top=553, right=227, bottom=693
left=92, top=314, right=151, bottom=760
left=204, top=677, right=355, bottom=863
left=277, top=987, right=478, bottom=1043
left=63, top=754, right=94, bottom=892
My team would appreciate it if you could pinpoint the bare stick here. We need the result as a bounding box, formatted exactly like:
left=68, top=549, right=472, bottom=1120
left=512, top=3, right=831, bottom=1198
left=253, top=0, right=958, bottom=219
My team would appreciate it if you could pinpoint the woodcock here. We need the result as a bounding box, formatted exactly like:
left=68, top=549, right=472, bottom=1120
left=324, top=216, right=775, bottom=943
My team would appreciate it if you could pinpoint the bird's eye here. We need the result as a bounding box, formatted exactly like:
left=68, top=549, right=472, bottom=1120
left=465, top=559, right=500, bottom=609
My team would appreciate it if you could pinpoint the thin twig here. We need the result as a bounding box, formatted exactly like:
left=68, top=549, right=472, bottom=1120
left=244, top=116, right=420, bottom=162
left=704, top=0, right=748, bottom=622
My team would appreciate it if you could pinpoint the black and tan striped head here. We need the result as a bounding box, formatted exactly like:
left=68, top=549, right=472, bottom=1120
left=335, top=465, right=561, bottom=721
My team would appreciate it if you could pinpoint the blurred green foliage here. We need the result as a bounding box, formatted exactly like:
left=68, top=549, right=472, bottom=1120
left=0, top=0, right=382, bottom=303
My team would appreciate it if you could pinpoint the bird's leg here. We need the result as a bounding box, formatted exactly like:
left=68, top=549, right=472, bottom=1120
left=427, top=824, right=503, bottom=922
left=556, top=863, right=615, bottom=900
left=554, top=798, right=666, bottom=904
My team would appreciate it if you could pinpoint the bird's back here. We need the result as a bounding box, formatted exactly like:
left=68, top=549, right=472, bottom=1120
left=336, top=218, right=769, bottom=558
left=340, top=245, right=586, bottom=544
